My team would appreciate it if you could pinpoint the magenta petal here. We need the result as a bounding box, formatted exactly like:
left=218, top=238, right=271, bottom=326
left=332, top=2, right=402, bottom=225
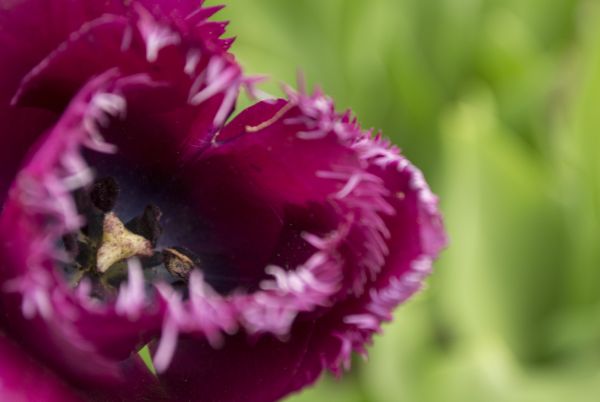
left=0, top=0, right=119, bottom=199
left=146, top=100, right=362, bottom=376
left=157, top=326, right=321, bottom=402
left=291, top=157, right=447, bottom=376
left=0, top=105, right=55, bottom=205
left=12, top=7, right=242, bottom=150
left=0, top=73, right=164, bottom=398
left=152, top=89, right=445, bottom=400
left=0, top=0, right=64, bottom=203
left=0, top=331, right=83, bottom=402
left=324, top=136, right=447, bottom=367
left=0, top=0, right=241, bottom=206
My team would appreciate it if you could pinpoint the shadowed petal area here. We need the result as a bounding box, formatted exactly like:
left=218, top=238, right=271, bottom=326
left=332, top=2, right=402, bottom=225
left=148, top=99, right=361, bottom=377
left=157, top=324, right=320, bottom=402
left=0, top=331, right=83, bottom=401
left=175, top=100, right=355, bottom=291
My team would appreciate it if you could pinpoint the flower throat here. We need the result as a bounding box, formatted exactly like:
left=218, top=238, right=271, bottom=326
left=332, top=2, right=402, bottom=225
left=61, top=176, right=201, bottom=300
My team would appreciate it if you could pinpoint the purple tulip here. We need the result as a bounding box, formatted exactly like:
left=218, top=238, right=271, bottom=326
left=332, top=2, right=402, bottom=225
left=0, top=1, right=446, bottom=401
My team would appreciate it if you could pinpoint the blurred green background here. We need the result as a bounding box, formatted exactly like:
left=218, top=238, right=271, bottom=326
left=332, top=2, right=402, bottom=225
left=208, top=0, right=600, bottom=401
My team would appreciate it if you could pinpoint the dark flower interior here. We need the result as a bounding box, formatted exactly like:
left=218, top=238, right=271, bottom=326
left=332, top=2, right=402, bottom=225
left=62, top=99, right=336, bottom=299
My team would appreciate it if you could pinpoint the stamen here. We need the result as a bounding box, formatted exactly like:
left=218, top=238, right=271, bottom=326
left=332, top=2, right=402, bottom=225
left=90, top=176, right=120, bottom=212
left=96, top=212, right=154, bottom=273
left=163, top=247, right=200, bottom=281
left=62, top=176, right=210, bottom=300
left=62, top=233, right=79, bottom=258
left=126, top=204, right=163, bottom=246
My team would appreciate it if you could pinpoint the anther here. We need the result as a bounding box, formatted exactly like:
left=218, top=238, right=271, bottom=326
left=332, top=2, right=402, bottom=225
left=126, top=204, right=163, bottom=246
left=163, top=247, right=200, bottom=280
left=90, top=176, right=120, bottom=212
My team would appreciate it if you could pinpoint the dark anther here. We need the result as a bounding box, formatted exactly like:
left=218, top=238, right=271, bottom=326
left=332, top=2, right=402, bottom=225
left=75, top=240, right=94, bottom=270
left=126, top=204, right=163, bottom=246
left=163, top=246, right=201, bottom=281
left=62, top=233, right=79, bottom=257
left=90, top=177, right=120, bottom=212
left=73, top=188, right=103, bottom=240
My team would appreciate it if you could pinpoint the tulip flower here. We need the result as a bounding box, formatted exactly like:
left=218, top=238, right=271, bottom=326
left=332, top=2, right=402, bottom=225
left=0, top=1, right=446, bottom=400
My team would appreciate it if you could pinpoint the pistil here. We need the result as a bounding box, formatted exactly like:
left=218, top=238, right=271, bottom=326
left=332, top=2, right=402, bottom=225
left=96, top=212, right=154, bottom=273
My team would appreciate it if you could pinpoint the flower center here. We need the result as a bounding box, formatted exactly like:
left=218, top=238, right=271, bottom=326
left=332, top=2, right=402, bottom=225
left=61, top=176, right=203, bottom=300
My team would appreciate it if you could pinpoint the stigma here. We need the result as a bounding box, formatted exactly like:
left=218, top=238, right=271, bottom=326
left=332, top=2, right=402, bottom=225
left=96, top=213, right=153, bottom=273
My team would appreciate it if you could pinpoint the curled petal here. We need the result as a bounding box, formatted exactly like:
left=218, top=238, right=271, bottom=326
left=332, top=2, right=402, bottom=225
left=0, top=73, right=164, bottom=397
left=156, top=89, right=446, bottom=397
left=0, top=0, right=241, bottom=204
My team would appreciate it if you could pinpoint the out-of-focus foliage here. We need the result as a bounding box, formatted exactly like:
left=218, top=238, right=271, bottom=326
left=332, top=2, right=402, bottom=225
left=208, top=0, right=600, bottom=400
